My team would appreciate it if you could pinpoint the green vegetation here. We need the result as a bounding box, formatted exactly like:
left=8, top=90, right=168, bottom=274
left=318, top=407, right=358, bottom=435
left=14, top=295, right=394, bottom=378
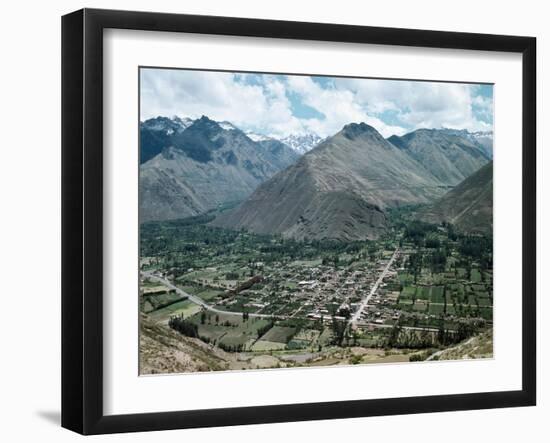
left=141, top=207, right=492, bottom=370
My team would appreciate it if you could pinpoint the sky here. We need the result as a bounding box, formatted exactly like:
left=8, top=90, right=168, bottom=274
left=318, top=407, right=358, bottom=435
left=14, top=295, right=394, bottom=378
left=140, top=68, right=493, bottom=139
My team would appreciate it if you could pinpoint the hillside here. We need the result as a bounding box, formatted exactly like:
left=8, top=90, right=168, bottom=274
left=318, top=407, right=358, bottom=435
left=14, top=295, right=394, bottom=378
left=213, top=122, right=447, bottom=241
left=427, top=329, right=493, bottom=361
left=388, top=128, right=490, bottom=186
left=415, top=161, right=493, bottom=233
left=140, top=314, right=229, bottom=374
left=139, top=116, right=299, bottom=222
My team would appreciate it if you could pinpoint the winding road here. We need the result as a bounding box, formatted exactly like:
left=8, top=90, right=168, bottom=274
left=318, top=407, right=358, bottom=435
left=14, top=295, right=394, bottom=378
left=141, top=270, right=288, bottom=319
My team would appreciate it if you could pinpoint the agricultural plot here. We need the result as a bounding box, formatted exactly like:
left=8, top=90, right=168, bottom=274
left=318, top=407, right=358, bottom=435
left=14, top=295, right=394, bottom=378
left=287, top=329, right=320, bottom=350
left=149, top=299, right=200, bottom=320
left=184, top=310, right=273, bottom=350
left=260, top=326, right=297, bottom=343
left=393, top=261, right=492, bottom=331
left=251, top=340, right=286, bottom=351
left=140, top=290, right=182, bottom=313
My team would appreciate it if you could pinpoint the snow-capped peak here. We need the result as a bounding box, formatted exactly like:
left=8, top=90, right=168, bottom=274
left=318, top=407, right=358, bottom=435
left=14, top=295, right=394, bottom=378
left=281, top=133, right=323, bottom=154
left=218, top=121, right=238, bottom=131
left=142, top=115, right=193, bottom=134
left=172, top=115, right=194, bottom=130
left=245, top=131, right=273, bottom=142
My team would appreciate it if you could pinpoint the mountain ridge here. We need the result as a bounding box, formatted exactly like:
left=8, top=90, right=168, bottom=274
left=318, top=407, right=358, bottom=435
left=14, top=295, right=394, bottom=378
left=212, top=122, right=450, bottom=241
left=387, top=128, right=490, bottom=186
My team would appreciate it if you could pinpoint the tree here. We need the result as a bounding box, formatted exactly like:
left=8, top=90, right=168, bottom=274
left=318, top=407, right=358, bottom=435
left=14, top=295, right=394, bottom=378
left=331, top=316, right=347, bottom=346
left=388, top=323, right=402, bottom=348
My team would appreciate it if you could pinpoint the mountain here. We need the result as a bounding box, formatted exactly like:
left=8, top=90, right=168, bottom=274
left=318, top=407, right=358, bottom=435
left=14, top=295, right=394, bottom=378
left=387, top=129, right=490, bottom=186
left=414, top=161, right=493, bottom=234
left=140, top=116, right=194, bottom=164
left=139, top=116, right=300, bottom=222
left=213, top=123, right=448, bottom=241
left=281, top=133, right=323, bottom=154
left=255, top=139, right=302, bottom=171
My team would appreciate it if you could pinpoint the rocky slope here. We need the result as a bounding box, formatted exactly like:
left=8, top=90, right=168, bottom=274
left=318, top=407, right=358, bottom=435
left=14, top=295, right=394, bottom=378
left=388, top=128, right=490, bottom=186
left=213, top=123, right=448, bottom=241
left=139, top=116, right=299, bottom=222
left=415, top=161, right=493, bottom=233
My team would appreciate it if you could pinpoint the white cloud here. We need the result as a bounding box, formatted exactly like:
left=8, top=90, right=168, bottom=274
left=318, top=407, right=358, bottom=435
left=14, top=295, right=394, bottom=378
left=285, top=76, right=408, bottom=137
left=140, top=69, right=493, bottom=139
left=334, top=78, right=492, bottom=133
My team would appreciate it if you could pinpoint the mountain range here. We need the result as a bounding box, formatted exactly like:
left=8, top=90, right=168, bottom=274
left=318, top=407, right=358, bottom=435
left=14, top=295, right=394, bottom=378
left=213, top=123, right=471, bottom=240
left=139, top=116, right=299, bottom=222
left=140, top=115, right=492, bottom=239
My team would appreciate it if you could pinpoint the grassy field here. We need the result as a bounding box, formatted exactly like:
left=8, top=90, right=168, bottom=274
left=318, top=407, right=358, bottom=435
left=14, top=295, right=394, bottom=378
left=260, top=326, right=296, bottom=343
left=141, top=290, right=183, bottom=314
left=149, top=299, right=200, bottom=320
left=251, top=340, right=287, bottom=351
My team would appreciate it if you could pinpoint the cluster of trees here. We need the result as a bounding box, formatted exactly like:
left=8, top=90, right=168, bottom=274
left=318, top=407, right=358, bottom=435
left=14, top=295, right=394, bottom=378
left=403, top=221, right=438, bottom=246
left=426, top=249, right=447, bottom=274
left=331, top=317, right=347, bottom=346
left=386, top=318, right=480, bottom=349
left=168, top=315, right=198, bottom=338
left=405, top=252, right=423, bottom=283
left=142, top=214, right=384, bottom=280
left=435, top=318, right=482, bottom=347
left=458, top=235, right=493, bottom=270
left=329, top=317, right=360, bottom=347
left=218, top=342, right=245, bottom=352
left=405, top=248, right=449, bottom=280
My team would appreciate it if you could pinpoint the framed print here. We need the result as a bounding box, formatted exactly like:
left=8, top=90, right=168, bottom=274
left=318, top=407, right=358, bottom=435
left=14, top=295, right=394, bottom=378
left=61, top=8, right=536, bottom=435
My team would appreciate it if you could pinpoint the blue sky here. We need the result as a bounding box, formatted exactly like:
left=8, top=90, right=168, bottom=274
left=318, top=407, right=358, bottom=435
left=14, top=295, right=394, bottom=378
left=140, top=68, right=493, bottom=138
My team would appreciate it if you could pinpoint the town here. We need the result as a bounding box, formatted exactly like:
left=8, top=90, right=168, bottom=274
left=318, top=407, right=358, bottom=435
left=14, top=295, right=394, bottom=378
left=140, top=209, right=493, bottom=371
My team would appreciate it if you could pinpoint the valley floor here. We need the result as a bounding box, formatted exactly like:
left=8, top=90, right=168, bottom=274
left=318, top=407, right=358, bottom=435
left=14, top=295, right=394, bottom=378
left=139, top=209, right=493, bottom=374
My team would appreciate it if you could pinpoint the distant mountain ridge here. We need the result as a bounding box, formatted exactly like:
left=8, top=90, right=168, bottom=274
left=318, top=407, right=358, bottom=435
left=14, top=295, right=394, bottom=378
left=437, top=128, right=493, bottom=159
left=387, top=128, right=490, bottom=186
left=139, top=116, right=299, bottom=222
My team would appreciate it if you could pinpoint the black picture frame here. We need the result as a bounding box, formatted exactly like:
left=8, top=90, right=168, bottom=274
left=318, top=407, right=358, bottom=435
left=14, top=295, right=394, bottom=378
left=61, top=8, right=536, bottom=435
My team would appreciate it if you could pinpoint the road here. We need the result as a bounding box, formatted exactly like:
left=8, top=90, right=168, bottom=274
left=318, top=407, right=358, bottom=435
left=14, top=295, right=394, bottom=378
left=349, top=248, right=400, bottom=326
left=141, top=270, right=289, bottom=319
